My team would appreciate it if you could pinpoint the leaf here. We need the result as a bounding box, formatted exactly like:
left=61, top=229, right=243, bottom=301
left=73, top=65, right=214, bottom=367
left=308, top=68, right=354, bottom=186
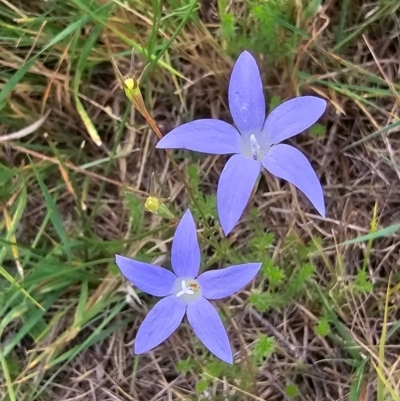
left=0, top=110, right=51, bottom=142
left=73, top=21, right=105, bottom=146
left=31, top=161, right=72, bottom=261
left=321, top=223, right=400, bottom=251
left=342, top=223, right=400, bottom=245
left=0, top=351, right=16, bottom=401
left=343, top=119, right=400, bottom=150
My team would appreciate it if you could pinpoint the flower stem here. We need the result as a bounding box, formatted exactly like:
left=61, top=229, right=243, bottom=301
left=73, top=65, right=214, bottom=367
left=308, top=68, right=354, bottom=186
left=136, top=103, right=210, bottom=225
left=117, top=67, right=222, bottom=249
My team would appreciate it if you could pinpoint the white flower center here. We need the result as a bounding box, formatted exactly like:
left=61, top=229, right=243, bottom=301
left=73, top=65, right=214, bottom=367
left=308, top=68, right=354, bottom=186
left=240, top=133, right=269, bottom=161
left=176, top=280, right=195, bottom=297
left=249, top=134, right=260, bottom=160
left=174, top=278, right=202, bottom=304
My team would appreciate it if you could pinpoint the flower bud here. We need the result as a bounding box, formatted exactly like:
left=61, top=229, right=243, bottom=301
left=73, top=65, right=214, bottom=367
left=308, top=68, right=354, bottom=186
left=123, top=77, right=145, bottom=109
left=144, top=196, right=160, bottom=213
left=144, top=196, right=175, bottom=220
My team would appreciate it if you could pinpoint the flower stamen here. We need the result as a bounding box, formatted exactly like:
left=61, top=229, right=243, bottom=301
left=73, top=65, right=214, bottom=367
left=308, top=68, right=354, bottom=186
left=176, top=280, right=195, bottom=297
left=249, top=134, right=260, bottom=160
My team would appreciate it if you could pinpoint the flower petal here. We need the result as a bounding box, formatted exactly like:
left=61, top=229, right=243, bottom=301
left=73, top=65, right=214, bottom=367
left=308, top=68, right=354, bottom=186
left=187, top=297, right=232, bottom=364
left=171, top=209, right=201, bottom=278
left=262, top=144, right=325, bottom=216
left=217, top=154, right=261, bottom=235
left=228, top=51, right=265, bottom=136
left=115, top=255, right=176, bottom=297
left=198, top=263, right=261, bottom=299
left=134, top=295, right=186, bottom=354
left=261, top=96, right=326, bottom=144
left=156, top=119, right=241, bottom=155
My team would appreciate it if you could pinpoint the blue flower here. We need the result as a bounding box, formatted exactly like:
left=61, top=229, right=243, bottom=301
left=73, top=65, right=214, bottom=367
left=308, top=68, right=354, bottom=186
left=115, top=209, right=261, bottom=364
left=156, top=51, right=326, bottom=235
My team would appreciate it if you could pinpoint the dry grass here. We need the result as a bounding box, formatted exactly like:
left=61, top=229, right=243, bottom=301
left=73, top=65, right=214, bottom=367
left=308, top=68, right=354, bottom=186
left=1, top=0, right=400, bottom=400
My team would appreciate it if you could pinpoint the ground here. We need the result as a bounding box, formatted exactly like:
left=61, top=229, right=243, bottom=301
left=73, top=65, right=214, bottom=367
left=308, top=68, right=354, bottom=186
left=0, top=0, right=400, bottom=400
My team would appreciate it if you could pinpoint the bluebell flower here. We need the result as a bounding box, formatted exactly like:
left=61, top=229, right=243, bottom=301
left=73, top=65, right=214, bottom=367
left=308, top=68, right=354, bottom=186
left=156, top=51, right=326, bottom=235
left=115, top=209, right=261, bottom=364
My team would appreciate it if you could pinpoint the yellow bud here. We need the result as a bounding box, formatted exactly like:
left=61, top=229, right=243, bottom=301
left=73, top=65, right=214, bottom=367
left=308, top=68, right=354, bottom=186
left=124, top=78, right=135, bottom=90
left=145, top=196, right=160, bottom=212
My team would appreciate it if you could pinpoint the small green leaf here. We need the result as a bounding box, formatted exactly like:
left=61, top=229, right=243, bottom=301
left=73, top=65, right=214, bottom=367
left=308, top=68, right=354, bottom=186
left=252, top=334, right=275, bottom=364
left=269, top=95, right=282, bottom=110
left=262, top=260, right=285, bottom=285
left=309, top=123, right=325, bottom=138
left=315, top=315, right=331, bottom=337
left=285, top=383, right=300, bottom=398
left=176, top=357, right=196, bottom=374
left=196, top=377, right=211, bottom=393
left=249, top=291, right=272, bottom=312
left=353, top=269, right=373, bottom=294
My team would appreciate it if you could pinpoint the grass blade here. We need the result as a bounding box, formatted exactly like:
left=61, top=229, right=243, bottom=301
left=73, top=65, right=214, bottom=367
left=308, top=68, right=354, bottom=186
left=31, top=161, right=72, bottom=262
left=0, top=349, right=16, bottom=401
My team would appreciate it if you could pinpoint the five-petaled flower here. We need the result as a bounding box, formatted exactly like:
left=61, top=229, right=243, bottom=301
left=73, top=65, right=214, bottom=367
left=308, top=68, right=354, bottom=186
left=157, top=51, right=326, bottom=235
left=115, top=209, right=261, bottom=364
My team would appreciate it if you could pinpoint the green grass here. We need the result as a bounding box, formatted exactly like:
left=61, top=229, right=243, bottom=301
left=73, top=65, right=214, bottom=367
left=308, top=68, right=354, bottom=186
left=1, top=0, right=400, bottom=400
